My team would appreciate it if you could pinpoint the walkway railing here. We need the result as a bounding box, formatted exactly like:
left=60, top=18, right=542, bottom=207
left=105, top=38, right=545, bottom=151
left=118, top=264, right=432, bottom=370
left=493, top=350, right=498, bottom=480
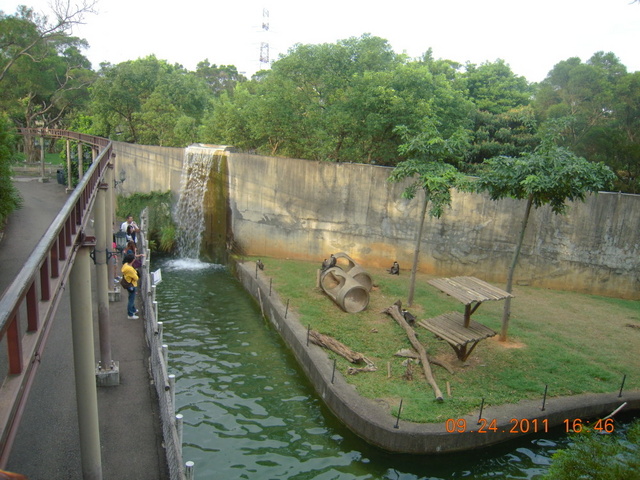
left=0, top=129, right=113, bottom=466
left=137, top=209, right=192, bottom=480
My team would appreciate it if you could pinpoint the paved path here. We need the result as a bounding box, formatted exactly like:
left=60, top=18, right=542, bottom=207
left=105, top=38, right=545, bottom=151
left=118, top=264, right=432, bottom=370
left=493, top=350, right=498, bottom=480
left=1, top=177, right=168, bottom=479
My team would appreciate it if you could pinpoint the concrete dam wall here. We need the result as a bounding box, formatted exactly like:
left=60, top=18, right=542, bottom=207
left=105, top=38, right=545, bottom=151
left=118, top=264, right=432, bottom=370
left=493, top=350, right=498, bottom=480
left=116, top=145, right=640, bottom=299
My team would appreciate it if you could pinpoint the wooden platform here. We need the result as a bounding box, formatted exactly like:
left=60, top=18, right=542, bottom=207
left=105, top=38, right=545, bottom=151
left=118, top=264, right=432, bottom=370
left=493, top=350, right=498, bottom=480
left=427, top=276, right=513, bottom=305
left=417, top=311, right=496, bottom=361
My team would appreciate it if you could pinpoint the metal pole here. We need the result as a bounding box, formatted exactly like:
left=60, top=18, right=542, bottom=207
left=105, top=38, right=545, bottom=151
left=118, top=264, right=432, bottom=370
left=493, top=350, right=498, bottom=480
left=394, top=399, right=403, bottom=429
left=157, top=321, right=164, bottom=346
left=477, top=398, right=485, bottom=424
left=169, top=374, right=176, bottom=411
left=176, top=414, right=184, bottom=460
left=185, top=461, right=195, bottom=480
left=69, top=245, right=103, bottom=479
left=331, top=359, right=336, bottom=384
left=95, top=185, right=113, bottom=369
left=39, top=136, right=45, bottom=181
left=619, top=374, right=626, bottom=398
left=541, top=385, right=548, bottom=411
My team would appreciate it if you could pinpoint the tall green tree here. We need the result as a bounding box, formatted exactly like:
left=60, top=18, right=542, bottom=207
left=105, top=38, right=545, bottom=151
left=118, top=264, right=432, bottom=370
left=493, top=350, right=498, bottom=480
left=0, top=1, right=96, bottom=83
left=463, top=60, right=537, bottom=166
left=533, top=51, right=638, bottom=192
left=0, top=114, right=22, bottom=226
left=195, top=60, right=246, bottom=96
left=475, top=135, right=615, bottom=341
left=388, top=120, right=470, bottom=306
left=90, top=56, right=211, bottom=146
left=1, top=4, right=95, bottom=159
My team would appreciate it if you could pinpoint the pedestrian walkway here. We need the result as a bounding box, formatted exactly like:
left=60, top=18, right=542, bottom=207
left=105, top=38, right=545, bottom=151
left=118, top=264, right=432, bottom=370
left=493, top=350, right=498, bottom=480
left=1, top=177, right=168, bottom=479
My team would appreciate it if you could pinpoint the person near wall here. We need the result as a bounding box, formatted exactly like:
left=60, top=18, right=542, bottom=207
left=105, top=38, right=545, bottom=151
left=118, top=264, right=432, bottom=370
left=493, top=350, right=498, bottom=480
left=125, top=240, right=145, bottom=271
left=121, top=253, right=139, bottom=319
left=121, top=215, right=139, bottom=243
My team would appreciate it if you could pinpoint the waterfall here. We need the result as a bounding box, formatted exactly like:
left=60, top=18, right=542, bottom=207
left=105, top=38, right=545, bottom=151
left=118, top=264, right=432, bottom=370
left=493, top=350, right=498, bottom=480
left=174, top=145, right=221, bottom=259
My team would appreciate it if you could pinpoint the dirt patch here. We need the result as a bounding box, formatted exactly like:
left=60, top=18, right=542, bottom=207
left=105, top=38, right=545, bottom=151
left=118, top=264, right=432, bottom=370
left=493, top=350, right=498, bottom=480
left=487, top=336, right=527, bottom=349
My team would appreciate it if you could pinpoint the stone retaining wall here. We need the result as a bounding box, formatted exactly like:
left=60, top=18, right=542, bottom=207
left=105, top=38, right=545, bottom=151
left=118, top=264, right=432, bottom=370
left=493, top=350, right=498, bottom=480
left=114, top=145, right=640, bottom=299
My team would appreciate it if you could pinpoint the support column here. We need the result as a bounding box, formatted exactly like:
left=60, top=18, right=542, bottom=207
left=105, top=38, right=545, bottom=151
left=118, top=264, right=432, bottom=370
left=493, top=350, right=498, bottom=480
left=77, top=142, right=84, bottom=179
left=69, top=242, right=103, bottom=480
left=106, top=163, right=118, bottom=297
left=95, top=184, right=119, bottom=386
left=66, top=140, right=72, bottom=191
left=39, top=136, right=48, bottom=182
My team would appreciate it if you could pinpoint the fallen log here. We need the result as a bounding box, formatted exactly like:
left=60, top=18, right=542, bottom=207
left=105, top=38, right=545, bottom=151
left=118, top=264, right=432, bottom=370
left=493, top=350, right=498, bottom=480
left=394, top=348, right=454, bottom=375
left=308, top=329, right=374, bottom=367
left=384, top=303, right=444, bottom=402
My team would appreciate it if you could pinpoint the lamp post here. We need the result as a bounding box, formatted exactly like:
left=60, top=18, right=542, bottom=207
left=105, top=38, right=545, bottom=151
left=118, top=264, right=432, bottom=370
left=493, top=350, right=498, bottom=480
left=114, top=231, right=128, bottom=254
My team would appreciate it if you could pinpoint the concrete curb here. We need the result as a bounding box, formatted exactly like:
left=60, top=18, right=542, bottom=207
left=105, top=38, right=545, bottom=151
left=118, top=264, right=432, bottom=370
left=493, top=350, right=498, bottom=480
left=234, top=260, right=640, bottom=454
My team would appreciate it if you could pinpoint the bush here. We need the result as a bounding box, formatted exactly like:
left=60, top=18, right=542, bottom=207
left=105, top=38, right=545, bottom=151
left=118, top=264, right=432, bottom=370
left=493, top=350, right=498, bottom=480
left=544, top=420, right=640, bottom=479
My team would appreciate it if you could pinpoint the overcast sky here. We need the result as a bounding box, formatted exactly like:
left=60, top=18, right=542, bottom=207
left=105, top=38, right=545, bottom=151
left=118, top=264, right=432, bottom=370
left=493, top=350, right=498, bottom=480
left=3, top=0, right=639, bottom=82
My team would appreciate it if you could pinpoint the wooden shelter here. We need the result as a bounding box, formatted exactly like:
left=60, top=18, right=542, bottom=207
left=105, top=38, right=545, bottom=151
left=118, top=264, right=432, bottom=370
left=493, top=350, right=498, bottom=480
left=418, top=276, right=513, bottom=361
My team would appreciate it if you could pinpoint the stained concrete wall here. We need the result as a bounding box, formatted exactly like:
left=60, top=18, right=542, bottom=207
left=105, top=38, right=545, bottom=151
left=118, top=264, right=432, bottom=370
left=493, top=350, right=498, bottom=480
left=227, top=153, right=640, bottom=299
left=113, top=142, right=184, bottom=199
left=114, top=145, right=640, bottom=300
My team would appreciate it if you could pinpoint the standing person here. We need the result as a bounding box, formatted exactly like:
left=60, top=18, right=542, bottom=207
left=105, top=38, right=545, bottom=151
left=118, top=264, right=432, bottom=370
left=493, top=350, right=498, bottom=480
left=121, top=253, right=139, bottom=319
left=121, top=215, right=139, bottom=243
left=125, top=240, right=145, bottom=271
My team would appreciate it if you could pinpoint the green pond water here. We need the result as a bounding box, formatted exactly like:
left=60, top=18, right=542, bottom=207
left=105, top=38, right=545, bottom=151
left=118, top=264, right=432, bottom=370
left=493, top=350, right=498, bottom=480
left=154, top=256, right=633, bottom=479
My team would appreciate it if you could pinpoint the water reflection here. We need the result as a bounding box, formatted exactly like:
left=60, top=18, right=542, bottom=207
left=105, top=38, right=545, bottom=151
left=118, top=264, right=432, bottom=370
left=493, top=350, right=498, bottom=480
left=154, top=256, right=629, bottom=479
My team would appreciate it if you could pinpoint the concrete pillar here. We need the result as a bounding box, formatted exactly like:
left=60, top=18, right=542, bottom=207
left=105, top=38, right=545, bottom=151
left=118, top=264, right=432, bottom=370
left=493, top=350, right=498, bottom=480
left=69, top=244, right=103, bottom=480
left=66, top=140, right=72, bottom=191
left=77, top=142, right=84, bottom=179
left=105, top=163, right=116, bottom=284
left=95, top=184, right=118, bottom=386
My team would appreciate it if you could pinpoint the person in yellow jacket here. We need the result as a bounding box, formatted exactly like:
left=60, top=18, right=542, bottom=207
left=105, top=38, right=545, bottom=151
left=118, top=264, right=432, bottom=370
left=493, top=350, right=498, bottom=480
left=121, top=253, right=139, bottom=319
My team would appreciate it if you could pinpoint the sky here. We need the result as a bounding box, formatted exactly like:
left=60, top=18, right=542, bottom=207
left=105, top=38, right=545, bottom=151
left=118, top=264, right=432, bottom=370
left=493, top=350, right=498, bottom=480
left=3, top=0, right=639, bottom=82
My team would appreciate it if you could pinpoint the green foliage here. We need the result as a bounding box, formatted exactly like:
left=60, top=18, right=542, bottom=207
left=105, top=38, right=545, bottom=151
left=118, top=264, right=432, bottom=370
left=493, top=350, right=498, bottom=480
left=116, top=191, right=176, bottom=252
left=0, top=114, right=22, bottom=225
left=464, top=59, right=533, bottom=115
left=90, top=56, right=210, bottom=146
left=201, top=35, right=474, bottom=165
left=476, top=144, right=615, bottom=214
left=544, top=421, right=640, bottom=479
left=534, top=52, right=639, bottom=193
left=248, top=257, right=640, bottom=424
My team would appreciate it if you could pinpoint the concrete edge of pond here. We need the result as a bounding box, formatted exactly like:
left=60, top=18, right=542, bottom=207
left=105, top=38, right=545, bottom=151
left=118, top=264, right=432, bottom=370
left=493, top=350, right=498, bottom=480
left=233, top=261, right=640, bottom=454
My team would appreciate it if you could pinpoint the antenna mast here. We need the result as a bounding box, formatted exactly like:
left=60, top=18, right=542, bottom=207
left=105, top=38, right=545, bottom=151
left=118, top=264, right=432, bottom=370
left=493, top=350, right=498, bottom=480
left=259, top=8, right=270, bottom=68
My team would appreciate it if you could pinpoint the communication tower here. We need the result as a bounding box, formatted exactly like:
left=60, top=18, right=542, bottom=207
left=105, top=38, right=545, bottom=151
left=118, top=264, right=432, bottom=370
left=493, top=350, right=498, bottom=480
left=259, top=8, right=270, bottom=67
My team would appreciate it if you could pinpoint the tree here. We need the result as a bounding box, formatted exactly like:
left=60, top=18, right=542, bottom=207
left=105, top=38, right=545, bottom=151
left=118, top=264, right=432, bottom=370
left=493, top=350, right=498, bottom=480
left=0, top=114, right=22, bottom=226
left=464, top=59, right=532, bottom=115
left=463, top=60, right=537, bottom=167
left=475, top=134, right=615, bottom=341
left=388, top=120, right=470, bottom=306
left=90, top=56, right=211, bottom=146
left=0, top=1, right=96, bottom=83
left=0, top=4, right=95, bottom=160
left=533, top=52, right=639, bottom=192
left=195, top=60, right=246, bottom=96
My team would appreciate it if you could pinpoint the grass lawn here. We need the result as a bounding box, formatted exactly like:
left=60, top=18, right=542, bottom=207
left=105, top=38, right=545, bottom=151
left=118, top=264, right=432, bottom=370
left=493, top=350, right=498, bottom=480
left=246, top=256, right=640, bottom=424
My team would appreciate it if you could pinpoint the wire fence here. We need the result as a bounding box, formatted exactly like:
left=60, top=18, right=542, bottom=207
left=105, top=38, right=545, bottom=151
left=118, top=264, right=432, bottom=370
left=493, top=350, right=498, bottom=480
left=138, top=208, right=194, bottom=480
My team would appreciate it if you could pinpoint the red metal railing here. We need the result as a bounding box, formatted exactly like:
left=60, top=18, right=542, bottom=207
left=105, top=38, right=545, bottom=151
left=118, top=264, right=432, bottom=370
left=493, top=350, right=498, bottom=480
left=0, top=129, right=112, bottom=466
